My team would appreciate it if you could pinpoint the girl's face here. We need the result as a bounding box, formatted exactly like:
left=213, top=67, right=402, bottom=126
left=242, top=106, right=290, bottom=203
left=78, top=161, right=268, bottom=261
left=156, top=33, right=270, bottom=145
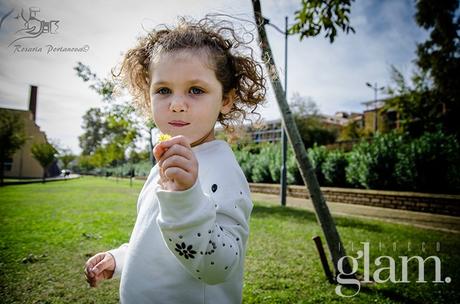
left=149, top=50, right=233, bottom=145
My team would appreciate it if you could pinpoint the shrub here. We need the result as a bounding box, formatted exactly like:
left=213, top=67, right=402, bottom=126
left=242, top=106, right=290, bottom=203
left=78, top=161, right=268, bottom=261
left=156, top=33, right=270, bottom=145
left=399, top=131, right=460, bottom=193
left=287, top=146, right=303, bottom=185
left=307, top=144, right=328, bottom=185
left=234, top=149, right=255, bottom=183
left=345, top=132, right=406, bottom=190
left=251, top=145, right=273, bottom=183
left=322, top=150, right=349, bottom=187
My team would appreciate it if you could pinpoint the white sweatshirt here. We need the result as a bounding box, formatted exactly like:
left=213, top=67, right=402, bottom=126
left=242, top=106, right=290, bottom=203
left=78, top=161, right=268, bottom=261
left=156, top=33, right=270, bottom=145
left=109, top=140, right=252, bottom=304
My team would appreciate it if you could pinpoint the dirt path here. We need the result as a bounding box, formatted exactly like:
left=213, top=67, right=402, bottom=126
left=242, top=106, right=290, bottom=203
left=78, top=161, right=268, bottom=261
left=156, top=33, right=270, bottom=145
left=251, top=192, right=460, bottom=234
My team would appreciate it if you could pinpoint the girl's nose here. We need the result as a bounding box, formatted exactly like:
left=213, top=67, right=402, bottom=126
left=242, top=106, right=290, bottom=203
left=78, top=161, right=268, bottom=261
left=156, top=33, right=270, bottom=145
left=169, top=95, right=188, bottom=112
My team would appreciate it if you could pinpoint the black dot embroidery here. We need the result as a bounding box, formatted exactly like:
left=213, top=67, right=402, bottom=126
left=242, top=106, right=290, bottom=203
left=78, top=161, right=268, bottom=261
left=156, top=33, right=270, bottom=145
left=211, top=184, right=218, bottom=192
left=179, top=235, right=183, bottom=239
left=236, top=237, right=240, bottom=241
left=223, top=243, right=225, bottom=247
left=240, top=191, right=242, bottom=195
left=214, top=204, right=217, bottom=208
left=168, top=238, right=172, bottom=242
left=225, top=266, right=229, bottom=270
left=208, top=230, right=211, bottom=234
left=230, top=245, right=232, bottom=248
left=196, top=269, right=200, bottom=273
left=211, top=261, right=214, bottom=265
left=197, top=233, right=201, bottom=237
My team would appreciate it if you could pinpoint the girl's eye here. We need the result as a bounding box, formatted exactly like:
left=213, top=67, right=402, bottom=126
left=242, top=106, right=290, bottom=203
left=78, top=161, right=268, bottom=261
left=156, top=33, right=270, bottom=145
left=190, top=87, right=204, bottom=95
left=156, top=88, right=171, bottom=95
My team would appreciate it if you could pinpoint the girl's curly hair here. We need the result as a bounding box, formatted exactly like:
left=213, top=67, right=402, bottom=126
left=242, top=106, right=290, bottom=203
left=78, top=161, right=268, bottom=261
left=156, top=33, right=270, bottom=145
left=113, top=16, right=266, bottom=132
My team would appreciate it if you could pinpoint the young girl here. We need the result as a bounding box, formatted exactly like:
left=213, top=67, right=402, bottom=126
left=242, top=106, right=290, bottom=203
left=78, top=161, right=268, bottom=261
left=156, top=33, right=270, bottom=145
left=84, top=17, right=265, bottom=303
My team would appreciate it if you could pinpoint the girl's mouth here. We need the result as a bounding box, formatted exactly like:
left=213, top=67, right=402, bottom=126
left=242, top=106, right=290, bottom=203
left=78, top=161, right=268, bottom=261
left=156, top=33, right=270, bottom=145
left=168, top=120, right=190, bottom=127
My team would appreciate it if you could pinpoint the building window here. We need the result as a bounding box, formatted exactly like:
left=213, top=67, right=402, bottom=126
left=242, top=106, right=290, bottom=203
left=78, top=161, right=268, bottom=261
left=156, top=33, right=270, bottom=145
left=4, top=158, right=13, bottom=171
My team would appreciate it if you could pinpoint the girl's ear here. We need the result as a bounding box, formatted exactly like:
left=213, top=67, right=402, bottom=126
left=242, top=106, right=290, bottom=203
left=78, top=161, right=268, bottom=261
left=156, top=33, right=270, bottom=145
left=220, top=89, right=235, bottom=115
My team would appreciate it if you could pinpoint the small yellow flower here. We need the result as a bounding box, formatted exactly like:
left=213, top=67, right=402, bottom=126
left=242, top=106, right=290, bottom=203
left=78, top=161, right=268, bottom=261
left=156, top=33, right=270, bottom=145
left=157, top=133, right=172, bottom=143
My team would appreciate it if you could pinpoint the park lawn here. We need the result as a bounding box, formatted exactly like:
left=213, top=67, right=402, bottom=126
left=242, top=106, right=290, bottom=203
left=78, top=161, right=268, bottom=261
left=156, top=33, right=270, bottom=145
left=0, top=177, right=458, bottom=303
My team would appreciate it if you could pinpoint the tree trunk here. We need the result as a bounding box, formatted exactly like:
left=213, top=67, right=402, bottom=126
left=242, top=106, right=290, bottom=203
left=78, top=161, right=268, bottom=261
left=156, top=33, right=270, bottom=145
left=251, top=0, right=353, bottom=277
left=0, top=156, right=4, bottom=186
left=42, top=167, right=47, bottom=183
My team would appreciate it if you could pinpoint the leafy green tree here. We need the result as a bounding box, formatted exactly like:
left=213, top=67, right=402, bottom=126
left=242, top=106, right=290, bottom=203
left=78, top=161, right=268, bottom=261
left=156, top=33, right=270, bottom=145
left=338, top=120, right=364, bottom=141
left=414, top=0, right=460, bottom=138
left=290, top=0, right=355, bottom=42
left=0, top=109, right=26, bottom=185
left=75, top=63, right=153, bottom=169
left=385, top=65, right=438, bottom=137
left=59, top=149, right=76, bottom=169
left=79, top=108, right=106, bottom=155
left=74, top=62, right=115, bottom=102
left=290, top=93, right=338, bottom=148
left=31, top=142, right=58, bottom=183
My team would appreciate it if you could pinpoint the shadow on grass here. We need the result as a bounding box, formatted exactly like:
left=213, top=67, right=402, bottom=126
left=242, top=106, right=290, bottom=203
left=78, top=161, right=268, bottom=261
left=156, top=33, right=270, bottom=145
left=357, top=284, right=423, bottom=304
left=252, top=203, right=384, bottom=232
left=334, top=217, right=384, bottom=233
left=252, top=204, right=317, bottom=223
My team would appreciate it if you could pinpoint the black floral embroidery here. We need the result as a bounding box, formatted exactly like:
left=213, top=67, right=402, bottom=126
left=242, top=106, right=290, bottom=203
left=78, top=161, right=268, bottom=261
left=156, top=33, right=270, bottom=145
left=175, top=242, right=197, bottom=259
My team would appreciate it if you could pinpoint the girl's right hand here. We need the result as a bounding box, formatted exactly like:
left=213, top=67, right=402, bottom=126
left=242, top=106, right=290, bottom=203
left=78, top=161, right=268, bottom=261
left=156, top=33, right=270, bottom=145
left=84, top=252, right=115, bottom=287
left=153, top=135, right=198, bottom=192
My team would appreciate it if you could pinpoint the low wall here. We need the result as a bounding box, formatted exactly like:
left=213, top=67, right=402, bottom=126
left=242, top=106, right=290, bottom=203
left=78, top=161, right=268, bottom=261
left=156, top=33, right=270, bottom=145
left=249, top=183, right=460, bottom=216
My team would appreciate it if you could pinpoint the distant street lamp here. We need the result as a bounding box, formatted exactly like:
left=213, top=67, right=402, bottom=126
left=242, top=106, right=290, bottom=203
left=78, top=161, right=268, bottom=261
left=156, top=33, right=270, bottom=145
left=264, top=16, right=289, bottom=207
left=366, top=82, right=385, bottom=133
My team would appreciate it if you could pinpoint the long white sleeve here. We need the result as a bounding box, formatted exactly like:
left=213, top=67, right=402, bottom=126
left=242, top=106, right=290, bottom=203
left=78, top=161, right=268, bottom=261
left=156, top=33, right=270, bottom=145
left=156, top=167, right=252, bottom=284
left=108, top=243, right=129, bottom=278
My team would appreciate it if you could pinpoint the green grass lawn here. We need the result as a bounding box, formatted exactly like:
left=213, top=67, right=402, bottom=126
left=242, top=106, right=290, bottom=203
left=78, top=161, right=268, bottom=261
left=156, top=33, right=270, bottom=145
left=0, top=177, right=458, bottom=303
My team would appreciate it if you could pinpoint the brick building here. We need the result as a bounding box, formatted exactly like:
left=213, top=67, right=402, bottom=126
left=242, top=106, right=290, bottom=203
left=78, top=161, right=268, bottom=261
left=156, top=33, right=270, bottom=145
left=2, top=85, right=59, bottom=178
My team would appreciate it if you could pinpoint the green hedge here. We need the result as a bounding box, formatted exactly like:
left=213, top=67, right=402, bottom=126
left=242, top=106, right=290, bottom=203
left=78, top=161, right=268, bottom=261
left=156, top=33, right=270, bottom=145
left=78, top=131, right=460, bottom=193
left=232, top=131, right=460, bottom=194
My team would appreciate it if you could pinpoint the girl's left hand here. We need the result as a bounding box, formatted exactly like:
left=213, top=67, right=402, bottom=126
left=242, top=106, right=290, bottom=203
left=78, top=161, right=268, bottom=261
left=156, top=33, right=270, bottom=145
left=153, top=135, right=198, bottom=191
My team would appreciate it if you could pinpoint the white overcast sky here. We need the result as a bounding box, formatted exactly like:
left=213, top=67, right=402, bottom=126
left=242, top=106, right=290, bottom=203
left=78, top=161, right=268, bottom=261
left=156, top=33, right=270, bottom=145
left=0, top=0, right=428, bottom=154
